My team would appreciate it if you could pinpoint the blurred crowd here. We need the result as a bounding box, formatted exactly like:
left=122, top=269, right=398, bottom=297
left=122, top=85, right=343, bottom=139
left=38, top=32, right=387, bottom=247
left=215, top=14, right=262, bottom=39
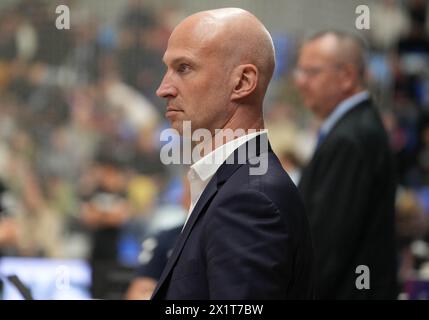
left=0, top=0, right=184, bottom=287
left=0, top=0, right=428, bottom=298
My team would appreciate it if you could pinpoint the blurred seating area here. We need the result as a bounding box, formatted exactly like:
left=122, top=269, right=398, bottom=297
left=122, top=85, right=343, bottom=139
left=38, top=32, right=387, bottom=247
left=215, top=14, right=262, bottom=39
left=0, top=0, right=428, bottom=299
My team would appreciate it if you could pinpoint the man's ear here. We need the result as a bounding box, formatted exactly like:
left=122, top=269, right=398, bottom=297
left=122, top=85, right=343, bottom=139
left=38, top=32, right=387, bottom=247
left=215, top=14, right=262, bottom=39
left=231, top=64, right=258, bottom=101
left=340, top=63, right=358, bottom=91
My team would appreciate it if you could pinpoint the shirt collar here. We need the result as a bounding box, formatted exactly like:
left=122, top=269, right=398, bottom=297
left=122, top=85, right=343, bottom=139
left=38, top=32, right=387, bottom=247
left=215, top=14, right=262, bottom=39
left=191, top=129, right=268, bottom=182
left=320, top=90, right=370, bottom=136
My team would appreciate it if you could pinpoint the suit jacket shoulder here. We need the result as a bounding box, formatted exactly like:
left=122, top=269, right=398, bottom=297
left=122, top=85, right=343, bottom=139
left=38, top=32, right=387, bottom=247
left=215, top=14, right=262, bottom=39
left=320, top=99, right=390, bottom=158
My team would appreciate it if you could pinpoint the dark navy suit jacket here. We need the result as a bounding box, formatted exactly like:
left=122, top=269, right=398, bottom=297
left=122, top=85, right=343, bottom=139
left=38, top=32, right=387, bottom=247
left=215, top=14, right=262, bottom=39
left=299, top=99, right=397, bottom=299
left=151, top=135, right=314, bottom=299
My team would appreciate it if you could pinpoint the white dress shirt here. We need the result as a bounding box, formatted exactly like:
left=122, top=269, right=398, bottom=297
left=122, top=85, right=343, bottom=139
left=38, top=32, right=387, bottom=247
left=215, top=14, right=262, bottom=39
left=183, top=130, right=267, bottom=229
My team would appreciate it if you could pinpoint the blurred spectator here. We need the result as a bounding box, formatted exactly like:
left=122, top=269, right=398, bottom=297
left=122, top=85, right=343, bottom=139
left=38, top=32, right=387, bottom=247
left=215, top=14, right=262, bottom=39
left=125, top=225, right=181, bottom=300
left=370, top=0, right=410, bottom=52
left=0, top=179, right=19, bottom=256
left=29, top=1, right=72, bottom=66
left=0, top=8, right=19, bottom=62
left=79, top=149, right=132, bottom=298
left=125, top=176, right=189, bottom=300
left=397, top=21, right=429, bottom=56
left=406, top=0, right=428, bottom=30
left=395, top=188, right=429, bottom=284
left=405, top=122, right=429, bottom=187
left=117, top=0, right=165, bottom=103
left=98, top=73, right=160, bottom=133
left=295, top=31, right=397, bottom=299
left=396, top=188, right=427, bottom=246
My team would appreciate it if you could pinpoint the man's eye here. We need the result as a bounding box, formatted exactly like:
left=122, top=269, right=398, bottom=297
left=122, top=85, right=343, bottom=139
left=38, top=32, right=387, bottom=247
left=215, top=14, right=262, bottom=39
left=177, top=64, right=190, bottom=73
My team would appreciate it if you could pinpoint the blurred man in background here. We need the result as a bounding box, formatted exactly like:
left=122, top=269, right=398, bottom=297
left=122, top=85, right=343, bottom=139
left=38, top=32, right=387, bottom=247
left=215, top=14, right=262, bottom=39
left=125, top=177, right=189, bottom=300
left=80, top=150, right=131, bottom=299
left=125, top=224, right=182, bottom=299
left=295, top=31, right=397, bottom=299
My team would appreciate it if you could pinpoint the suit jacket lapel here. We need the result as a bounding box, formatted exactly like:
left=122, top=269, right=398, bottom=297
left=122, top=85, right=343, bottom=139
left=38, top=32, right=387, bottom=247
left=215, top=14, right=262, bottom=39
left=313, top=98, right=371, bottom=155
left=151, top=133, right=270, bottom=299
left=151, top=176, right=218, bottom=298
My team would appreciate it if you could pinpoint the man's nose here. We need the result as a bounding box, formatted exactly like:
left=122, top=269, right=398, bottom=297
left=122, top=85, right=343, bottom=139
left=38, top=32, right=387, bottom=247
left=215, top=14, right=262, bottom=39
left=156, top=74, right=177, bottom=98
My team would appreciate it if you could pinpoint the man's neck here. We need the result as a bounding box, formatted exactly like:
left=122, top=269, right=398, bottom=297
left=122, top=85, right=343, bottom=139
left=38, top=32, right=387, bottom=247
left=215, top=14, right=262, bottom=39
left=321, top=87, right=366, bottom=121
left=194, top=108, right=264, bottom=158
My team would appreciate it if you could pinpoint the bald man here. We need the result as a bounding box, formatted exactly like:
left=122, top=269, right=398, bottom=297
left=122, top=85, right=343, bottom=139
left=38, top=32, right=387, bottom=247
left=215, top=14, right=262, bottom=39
left=151, top=8, right=314, bottom=299
left=295, top=31, right=397, bottom=299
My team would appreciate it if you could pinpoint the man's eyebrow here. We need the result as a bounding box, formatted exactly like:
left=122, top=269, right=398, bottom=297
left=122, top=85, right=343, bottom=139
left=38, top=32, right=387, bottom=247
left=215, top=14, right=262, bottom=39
left=163, top=55, right=196, bottom=67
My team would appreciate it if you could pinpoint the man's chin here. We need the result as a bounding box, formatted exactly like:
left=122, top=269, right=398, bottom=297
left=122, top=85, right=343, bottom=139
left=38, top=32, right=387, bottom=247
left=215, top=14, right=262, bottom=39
left=170, top=120, right=186, bottom=136
left=169, top=120, right=201, bottom=139
left=170, top=121, right=181, bottom=132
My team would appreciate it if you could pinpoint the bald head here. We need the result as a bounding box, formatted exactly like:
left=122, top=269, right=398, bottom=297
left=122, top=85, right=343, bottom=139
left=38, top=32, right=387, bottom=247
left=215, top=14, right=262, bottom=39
left=171, top=8, right=275, bottom=99
left=157, top=8, right=274, bottom=135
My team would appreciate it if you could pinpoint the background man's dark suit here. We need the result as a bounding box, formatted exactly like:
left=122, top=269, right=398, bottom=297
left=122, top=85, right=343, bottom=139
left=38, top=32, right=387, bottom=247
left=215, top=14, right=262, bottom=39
left=152, top=137, right=314, bottom=299
left=298, top=98, right=397, bottom=299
